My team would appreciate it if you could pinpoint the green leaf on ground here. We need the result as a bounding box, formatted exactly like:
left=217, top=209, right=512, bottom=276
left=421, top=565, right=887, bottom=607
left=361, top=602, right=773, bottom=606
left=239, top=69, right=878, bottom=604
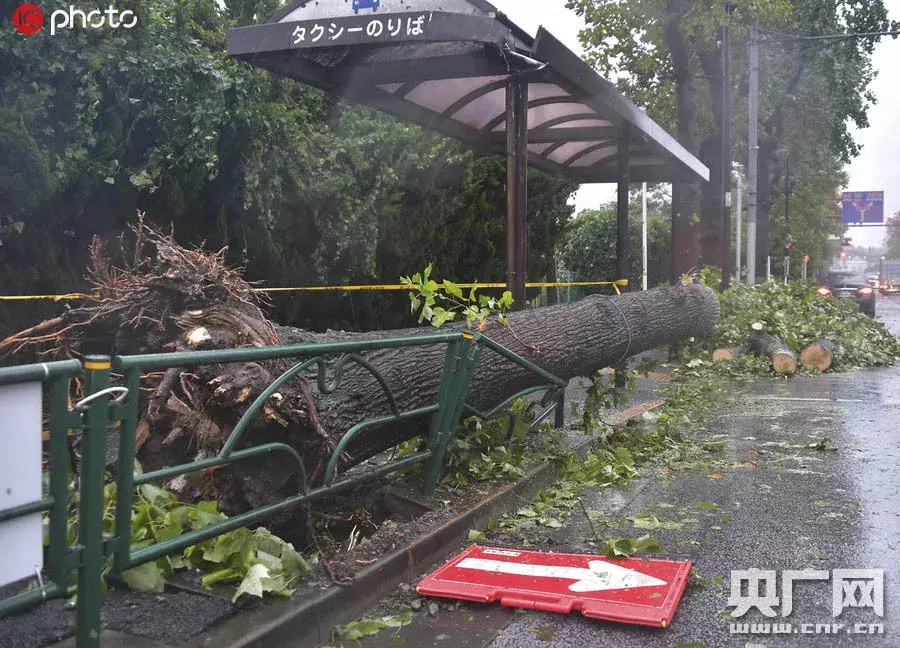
left=629, top=514, right=683, bottom=530
left=121, top=561, right=165, bottom=593
left=340, top=619, right=388, bottom=641
left=807, top=438, right=838, bottom=452
left=603, top=534, right=661, bottom=558
left=467, top=529, right=486, bottom=542
left=232, top=563, right=269, bottom=601
left=528, top=626, right=557, bottom=641
left=382, top=608, right=413, bottom=628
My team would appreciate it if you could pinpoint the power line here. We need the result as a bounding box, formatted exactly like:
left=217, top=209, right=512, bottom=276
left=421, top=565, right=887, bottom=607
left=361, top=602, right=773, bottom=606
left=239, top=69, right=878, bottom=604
left=760, top=30, right=900, bottom=44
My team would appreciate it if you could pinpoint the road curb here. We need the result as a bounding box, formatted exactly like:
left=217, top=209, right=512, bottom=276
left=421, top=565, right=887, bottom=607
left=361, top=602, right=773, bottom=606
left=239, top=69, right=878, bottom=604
left=185, top=402, right=662, bottom=648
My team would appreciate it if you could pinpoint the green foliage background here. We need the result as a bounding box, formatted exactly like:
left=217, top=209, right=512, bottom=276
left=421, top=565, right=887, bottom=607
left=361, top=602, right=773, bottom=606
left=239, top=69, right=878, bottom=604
left=0, top=0, right=575, bottom=337
left=557, top=196, right=673, bottom=292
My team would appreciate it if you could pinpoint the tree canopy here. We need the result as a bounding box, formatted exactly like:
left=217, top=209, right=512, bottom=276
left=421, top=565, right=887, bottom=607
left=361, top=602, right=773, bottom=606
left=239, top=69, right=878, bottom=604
left=566, top=0, right=897, bottom=280
left=0, top=0, right=576, bottom=336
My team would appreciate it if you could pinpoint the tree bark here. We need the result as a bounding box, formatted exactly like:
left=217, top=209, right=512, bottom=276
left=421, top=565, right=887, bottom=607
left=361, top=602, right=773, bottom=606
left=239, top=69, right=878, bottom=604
left=270, top=283, right=720, bottom=467
left=697, top=43, right=725, bottom=271
left=748, top=330, right=797, bottom=374
left=664, top=10, right=701, bottom=279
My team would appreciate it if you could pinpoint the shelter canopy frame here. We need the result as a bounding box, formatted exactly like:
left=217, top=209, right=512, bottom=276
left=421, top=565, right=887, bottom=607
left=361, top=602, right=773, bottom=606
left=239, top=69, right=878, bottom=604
left=228, top=0, right=709, bottom=304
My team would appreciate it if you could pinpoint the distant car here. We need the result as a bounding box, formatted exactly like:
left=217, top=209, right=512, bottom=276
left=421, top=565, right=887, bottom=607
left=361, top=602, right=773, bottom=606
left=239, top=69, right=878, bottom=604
left=817, top=272, right=876, bottom=317
left=352, top=0, right=380, bottom=13
left=882, top=283, right=900, bottom=296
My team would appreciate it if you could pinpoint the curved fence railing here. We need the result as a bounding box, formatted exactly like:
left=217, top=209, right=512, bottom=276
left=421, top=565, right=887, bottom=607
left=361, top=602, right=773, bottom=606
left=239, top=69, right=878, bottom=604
left=0, top=331, right=567, bottom=648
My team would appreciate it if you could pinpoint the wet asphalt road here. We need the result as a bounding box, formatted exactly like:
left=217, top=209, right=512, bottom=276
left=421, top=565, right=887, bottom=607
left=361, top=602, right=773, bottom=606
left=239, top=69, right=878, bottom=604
left=353, top=296, right=900, bottom=648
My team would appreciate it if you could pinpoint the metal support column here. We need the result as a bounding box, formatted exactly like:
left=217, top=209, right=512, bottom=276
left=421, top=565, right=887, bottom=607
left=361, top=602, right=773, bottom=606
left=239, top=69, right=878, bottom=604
left=76, top=356, right=111, bottom=648
left=671, top=178, right=681, bottom=284
left=506, top=76, right=529, bottom=310
left=616, top=124, right=632, bottom=288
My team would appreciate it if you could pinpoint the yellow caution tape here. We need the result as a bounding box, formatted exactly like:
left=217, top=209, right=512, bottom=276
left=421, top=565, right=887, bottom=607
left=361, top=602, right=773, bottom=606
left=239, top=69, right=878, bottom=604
left=254, top=280, right=629, bottom=293
left=0, top=293, right=96, bottom=301
left=0, top=281, right=629, bottom=301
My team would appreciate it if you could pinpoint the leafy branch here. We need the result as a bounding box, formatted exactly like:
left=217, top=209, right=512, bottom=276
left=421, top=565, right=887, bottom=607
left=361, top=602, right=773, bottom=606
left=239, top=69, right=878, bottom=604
left=401, top=264, right=514, bottom=329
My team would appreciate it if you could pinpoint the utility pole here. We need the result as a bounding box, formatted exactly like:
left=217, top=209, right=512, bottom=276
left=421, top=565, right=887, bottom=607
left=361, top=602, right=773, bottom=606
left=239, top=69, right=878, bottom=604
left=747, top=22, right=759, bottom=285
left=720, top=3, right=734, bottom=290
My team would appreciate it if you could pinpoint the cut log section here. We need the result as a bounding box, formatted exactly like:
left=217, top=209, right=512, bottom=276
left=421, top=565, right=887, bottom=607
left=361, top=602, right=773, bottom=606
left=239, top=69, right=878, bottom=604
left=799, top=339, right=837, bottom=372
left=748, top=326, right=797, bottom=374
left=712, top=346, right=745, bottom=362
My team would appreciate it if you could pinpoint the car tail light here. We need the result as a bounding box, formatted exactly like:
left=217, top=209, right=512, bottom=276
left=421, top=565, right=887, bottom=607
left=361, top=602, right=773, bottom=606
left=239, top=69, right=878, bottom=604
left=858, top=286, right=874, bottom=296
left=817, top=287, right=832, bottom=296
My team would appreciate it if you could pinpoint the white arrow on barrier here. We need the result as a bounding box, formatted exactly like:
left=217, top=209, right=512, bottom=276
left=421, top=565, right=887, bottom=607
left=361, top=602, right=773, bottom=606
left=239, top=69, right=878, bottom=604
left=457, top=557, right=668, bottom=593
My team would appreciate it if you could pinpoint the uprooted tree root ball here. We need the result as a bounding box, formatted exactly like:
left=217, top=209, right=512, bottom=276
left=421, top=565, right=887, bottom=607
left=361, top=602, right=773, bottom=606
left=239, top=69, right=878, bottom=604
left=1, top=215, right=339, bottom=524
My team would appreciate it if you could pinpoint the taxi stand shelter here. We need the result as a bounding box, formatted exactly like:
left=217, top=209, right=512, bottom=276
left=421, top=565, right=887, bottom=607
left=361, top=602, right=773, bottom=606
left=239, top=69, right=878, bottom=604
left=227, top=0, right=709, bottom=305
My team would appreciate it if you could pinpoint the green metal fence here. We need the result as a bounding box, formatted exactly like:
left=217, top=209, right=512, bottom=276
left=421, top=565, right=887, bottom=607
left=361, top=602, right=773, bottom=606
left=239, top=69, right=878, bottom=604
left=0, top=332, right=565, bottom=648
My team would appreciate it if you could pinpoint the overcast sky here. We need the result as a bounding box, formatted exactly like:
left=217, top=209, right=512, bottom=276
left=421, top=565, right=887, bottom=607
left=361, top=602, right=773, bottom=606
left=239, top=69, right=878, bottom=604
left=491, top=0, right=900, bottom=247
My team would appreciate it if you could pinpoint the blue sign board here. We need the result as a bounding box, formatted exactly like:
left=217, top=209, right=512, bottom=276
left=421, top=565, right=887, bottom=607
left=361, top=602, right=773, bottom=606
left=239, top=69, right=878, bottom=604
left=353, top=0, right=381, bottom=13
left=842, top=191, right=884, bottom=224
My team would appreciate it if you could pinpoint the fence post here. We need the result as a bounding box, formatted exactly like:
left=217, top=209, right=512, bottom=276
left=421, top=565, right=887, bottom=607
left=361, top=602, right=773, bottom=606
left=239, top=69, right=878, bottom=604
left=422, top=336, right=480, bottom=493
left=76, top=356, right=111, bottom=648
left=47, top=374, right=73, bottom=586
left=112, top=367, right=141, bottom=573
left=555, top=389, right=565, bottom=429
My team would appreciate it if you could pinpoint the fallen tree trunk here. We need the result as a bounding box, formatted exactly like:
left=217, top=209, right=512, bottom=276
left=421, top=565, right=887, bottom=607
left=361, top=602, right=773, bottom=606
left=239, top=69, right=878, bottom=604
left=713, top=346, right=745, bottom=362
left=271, top=282, right=720, bottom=469
left=799, top=339, right=837, bottom=372
left=748, top=326, right=797, bottom=374
left=2, top=219, right=720, bottom=519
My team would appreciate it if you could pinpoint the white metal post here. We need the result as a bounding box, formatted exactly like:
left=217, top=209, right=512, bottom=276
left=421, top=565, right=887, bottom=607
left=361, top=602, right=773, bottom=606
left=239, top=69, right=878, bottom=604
left=642, top=182, right=648, bottom=291
left=732, top=163, right=743, bottom=283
